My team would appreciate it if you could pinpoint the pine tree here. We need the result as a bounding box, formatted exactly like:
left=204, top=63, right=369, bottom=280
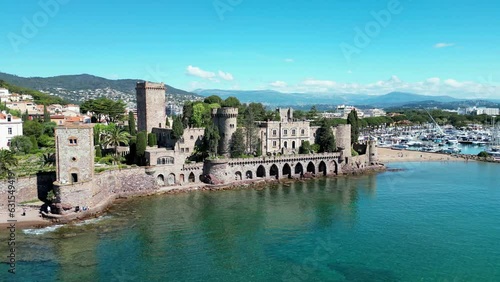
left=136, top=131, right=147, bottom=165
left=172, top=116, right=184, bottom=140
left=148, top=133, right=157, bottom=147
left=317, top=120, right=336, bottom=153
left=347, top=110, right=360, bottom=145
left=95, top=146, right=102, bottom=158
left=43, top=105, right=50, bottom=122
left=229, top=128, right=245, bottom=158
left=128, top=111, right=137, bottom=136
left=29, top=135, right=38, bottom=153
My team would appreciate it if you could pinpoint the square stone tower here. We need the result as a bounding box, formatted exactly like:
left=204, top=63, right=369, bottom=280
left=136, top=81, right=166, bottom=133
left=55, top=124, right=94, bottom=184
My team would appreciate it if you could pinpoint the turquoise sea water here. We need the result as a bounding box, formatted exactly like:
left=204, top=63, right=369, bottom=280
left=1, top=161, right=500, bottom=281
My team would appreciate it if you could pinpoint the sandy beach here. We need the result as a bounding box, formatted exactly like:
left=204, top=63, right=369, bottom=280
left=0, top=205, right=52, bottom=229
left=377, top=147, right=469, bottom=163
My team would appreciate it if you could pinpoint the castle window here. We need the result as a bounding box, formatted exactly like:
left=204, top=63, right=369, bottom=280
left=284, top=130, right=288, bottom=136
left=71, top=157, right=77, bottom=162
left=273, top=141, right=277, bottom=147
left=230, top=124, right=235, bottom=129
left=69, top=137, right=78, bottom=145
left=71, top=173, right=78, bottom=183
left=284, top=141, right=288, bottom=148
left=272, top=130, right=277, bottom=137
left=292, top=129, right=296, bottom=136
left=190, top=135, right=194, bottom=140
left=186, top=148, right=189, bottom=153
left=158, top=157, right=174, bottom=165
left=7, top=115, right=11, bottom=122
left=8, top=128, right=12, bottom=135
left=301, top=129, right=305, bottom=135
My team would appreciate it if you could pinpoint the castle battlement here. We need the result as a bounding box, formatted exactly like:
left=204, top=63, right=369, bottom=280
left=136, top=81, right=166, bottom=91
left=212, top=107, right=238, bottom=118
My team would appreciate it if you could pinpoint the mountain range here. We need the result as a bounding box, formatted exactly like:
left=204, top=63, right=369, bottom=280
left=0, top=72, right=201, bottom=106
left=1, top=72, right=498, bottom=109
left=193, top=89, right=459, bottom=107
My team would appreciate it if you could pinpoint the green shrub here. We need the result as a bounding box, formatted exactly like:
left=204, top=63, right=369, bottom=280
left=351, top=148, right=359, bottom=156
left=478, top=151, right=489, bottom=158
left=98, top=156, right=114, bottom=165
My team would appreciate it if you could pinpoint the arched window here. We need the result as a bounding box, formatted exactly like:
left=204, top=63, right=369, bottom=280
left=284, top=141, right=288, bottom=148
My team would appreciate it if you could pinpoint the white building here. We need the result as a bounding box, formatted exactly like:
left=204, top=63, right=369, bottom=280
left=363, top=108, right=387, bottom=118
left=476, top=107, right=499, bottom=116
left=0, top=111, right=23, bottom=150
left=458, top=107, right=499, bottom=116
left=0, top=88, right=10, bottom=103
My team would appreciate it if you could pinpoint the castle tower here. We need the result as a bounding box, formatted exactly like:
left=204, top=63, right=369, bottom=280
left=136, top=82, right=166, bottom=133
left=55, top=124, right=94, bottom=184
left=368, top=140, right=378, bottom=164
left=334, top=124, right=352, bottom=158
left=212, top=107, right=238, bottom=156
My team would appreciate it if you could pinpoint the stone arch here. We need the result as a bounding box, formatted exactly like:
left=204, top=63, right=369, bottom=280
left=157, top=174, right=165, bottom=186
left=246, top=170, right=253, bottom=179
left=270, top=164, right=279, bottom=179
left=188, top=172, right=195, bottom=183
left=167, top=173, right=175, bottom=185
left=319, top=161, right=327, bottom=176
left=295, top=162, right=304, bottom=176
left=282, top=163, right=292, bottom=179
left=235, top=171, right=242, bottom=181
left=331, top=160, right=338, bottom=175
left=307, top=161, right=316, bottom=174
left=257, top=165, right=266, bottom=178
left=284, top=141, right=288, bottom=148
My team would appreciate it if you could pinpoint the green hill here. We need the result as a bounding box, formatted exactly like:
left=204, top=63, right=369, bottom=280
left=0, top=80, right=67, bottom=105
left=0, top=72, right=201, bottom=105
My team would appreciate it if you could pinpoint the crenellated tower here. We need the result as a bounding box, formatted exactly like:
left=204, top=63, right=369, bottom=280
left=212, top=107, right=238, bottom=156
left=334, top=124, right=352, bottom=159
left=136, top=82, right=166, bottom=133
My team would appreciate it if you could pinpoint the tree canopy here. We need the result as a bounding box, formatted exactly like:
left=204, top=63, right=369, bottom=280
left=80, top=97, right=126, bottom=123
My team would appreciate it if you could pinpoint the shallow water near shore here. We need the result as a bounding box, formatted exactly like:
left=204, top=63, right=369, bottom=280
left=1, top=161, right=500, bottom=281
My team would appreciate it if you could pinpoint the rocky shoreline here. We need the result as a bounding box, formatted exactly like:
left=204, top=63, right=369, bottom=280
left=3, top=164, right=387, bottom=229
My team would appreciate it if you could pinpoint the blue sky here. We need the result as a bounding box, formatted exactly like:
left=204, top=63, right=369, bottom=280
left=1, top=0, right=499, bottom=98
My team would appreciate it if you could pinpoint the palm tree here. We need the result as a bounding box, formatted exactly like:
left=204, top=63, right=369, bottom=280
left=0, top=149, right=18, bottom=176
left=101, top=126, right=131, bottom=164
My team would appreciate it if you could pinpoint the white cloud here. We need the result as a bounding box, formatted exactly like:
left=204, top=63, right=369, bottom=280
left=302, top=79, right=336, bottom=87
left=443, top=79, right=463, bottom=88
left=269, top=81, right=287, bottom=88
left=186, top=65, right=215, bottom=79
left=434, top=42, right=455, bottom=48
left=284, top=58, right=294, bottom=63
left=267, top=76, right=499, bottom=99
left=218, top=70, right=234, bottom=81
left=425, top=77, right=441, bottom=84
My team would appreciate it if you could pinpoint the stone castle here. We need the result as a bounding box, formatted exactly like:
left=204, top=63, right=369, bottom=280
left=47, top=81, right=378, bottom=214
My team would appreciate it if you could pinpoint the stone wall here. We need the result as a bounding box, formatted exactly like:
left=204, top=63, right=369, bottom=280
left=0, top=172, right=56, bottom=208
left=55, top=167, right=157, bottom=209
